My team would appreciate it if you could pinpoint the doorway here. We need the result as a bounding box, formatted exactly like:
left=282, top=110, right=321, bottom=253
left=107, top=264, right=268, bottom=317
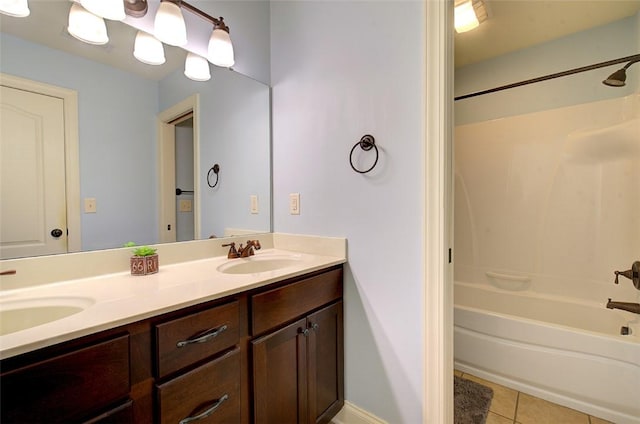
left=157, top=95, right=200, bottom=243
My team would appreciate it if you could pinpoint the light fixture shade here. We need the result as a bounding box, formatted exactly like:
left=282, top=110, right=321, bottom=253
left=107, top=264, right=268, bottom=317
left=208, top=28, right=234, bottom=68
left=80, top=0, right=125, bottom=21
left=67, top=3, right=109, bottom=45
left=154, top=1, right=187, bottom=46
left=134, top=31, right=166, bottom=65
left=0, top=0, right=30, bottom=17
left=184, top=53, right=211, bottom=81
left=454, top=0, right=479, bottom=33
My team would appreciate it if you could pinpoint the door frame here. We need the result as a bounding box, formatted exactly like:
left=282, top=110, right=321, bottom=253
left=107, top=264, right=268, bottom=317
left=424, top=1, right=454, bottom=423
left=157, top=94, right=201, bottom=243
left=0, top=73, right=81, bottom=253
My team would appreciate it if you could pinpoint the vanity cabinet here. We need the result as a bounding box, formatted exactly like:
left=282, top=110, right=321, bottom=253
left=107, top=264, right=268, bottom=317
left=252, top=268, right=344, bottom=424
left=0, top=265, right=343, bottom=424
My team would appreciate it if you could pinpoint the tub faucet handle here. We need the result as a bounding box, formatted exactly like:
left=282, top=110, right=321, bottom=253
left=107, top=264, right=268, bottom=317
left=613, top=261, right=640, bottom=290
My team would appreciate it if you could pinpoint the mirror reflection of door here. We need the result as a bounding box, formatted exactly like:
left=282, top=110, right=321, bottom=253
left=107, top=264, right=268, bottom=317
left=174, top=115, right=194, bottom=242
left=0, top=76, right=79, bottom=259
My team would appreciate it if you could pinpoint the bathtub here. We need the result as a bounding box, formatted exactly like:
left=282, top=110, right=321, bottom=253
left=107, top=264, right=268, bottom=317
left=454, top=281, right=640, bottom=424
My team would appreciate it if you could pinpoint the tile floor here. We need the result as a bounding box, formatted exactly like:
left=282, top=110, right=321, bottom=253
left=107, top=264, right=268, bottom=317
left=454, top=370, right=614, bottom=424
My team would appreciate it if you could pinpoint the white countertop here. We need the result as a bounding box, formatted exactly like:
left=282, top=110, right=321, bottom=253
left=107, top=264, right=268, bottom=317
left=0, top=245, right=346, bottom=360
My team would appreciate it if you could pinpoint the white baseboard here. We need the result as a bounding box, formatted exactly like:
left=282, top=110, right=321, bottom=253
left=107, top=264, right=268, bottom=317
left=330, top=401, right=387, bottom=424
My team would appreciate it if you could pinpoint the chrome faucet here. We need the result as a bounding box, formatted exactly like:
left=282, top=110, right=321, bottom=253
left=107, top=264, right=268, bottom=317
left=606, top=298, right=640, bottom=315
left=613, top=261, right=640, bottom=290
left=238, top=240, right=261, bottom=258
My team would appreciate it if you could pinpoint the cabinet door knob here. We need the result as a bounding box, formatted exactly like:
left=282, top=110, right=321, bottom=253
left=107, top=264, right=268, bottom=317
left=179, top=394, right=229, bottom=424
left=176, top=324, right=228, bottom=347
left=310, top=323, right=319, bottom=331
left=299, top=328, right=310, bottom=337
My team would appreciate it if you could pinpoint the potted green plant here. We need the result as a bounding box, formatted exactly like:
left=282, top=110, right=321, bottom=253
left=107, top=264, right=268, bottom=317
left=125, top=242, right=159, bottom=276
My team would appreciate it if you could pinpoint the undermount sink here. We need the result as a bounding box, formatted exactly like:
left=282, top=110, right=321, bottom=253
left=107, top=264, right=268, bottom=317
left=0, top=297, right=95, bottom=336
left=217, top=254, right=304, bottom=275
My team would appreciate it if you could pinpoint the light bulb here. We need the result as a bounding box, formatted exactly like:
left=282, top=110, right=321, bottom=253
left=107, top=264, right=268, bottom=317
left=134, top=31, right=166, bottom=65
left=67, top=3, right=109, bottom=45
left=184, top=53, right=211, bottom=81
left=0, top=0, right=30, bottom=17
left=154, top=1, right=187, bottom=47
left=454, top=0, right=479, bottom=33
left=208, top=28, right=234, bottom=68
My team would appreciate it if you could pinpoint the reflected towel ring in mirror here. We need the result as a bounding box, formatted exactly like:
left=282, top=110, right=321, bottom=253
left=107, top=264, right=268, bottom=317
left=207, top=163, right=220, bottom=188
left=349, top=134, right=379, bottom=174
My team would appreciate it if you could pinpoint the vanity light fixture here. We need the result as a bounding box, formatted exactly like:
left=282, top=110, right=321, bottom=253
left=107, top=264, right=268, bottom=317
left=454, top=0, right=489, bottom=34
left=184, top=52, right=211, bottom=81
left=133, top=31, right=166, bottom=65
left=80, top=0, right=125, bottom=21
left=0, top=0, right=30, bottom=17
left=154, top=0, right=187, bottom=46
left=67, top=2, right=109, bottom=45
left=208, top=18, right=235, bottom=67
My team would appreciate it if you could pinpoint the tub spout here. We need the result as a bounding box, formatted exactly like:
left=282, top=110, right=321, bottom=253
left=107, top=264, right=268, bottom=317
left=606, top=298, right=640, bottom=314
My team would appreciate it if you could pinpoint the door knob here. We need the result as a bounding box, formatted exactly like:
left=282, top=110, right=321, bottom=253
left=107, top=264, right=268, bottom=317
left=50, top=228, right=63, bottom=238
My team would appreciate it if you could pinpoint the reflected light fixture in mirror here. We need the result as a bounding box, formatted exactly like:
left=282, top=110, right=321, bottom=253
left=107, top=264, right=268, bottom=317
left=67, top=2, right=109, bottom=45
left=154, top=0, right=187, bottom=46
left=80, top=0, right=125, bottom=21
left=184, top=52, right=211, bottom=81
left=0, top=0, right=29, bottom=17
left=134, top=30, right=166, bottom=65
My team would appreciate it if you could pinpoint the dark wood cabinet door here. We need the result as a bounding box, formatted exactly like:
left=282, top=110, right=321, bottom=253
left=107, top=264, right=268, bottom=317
left=252, top=317, right=308, bottom=424
left=307, top=301, right=344, bottom=424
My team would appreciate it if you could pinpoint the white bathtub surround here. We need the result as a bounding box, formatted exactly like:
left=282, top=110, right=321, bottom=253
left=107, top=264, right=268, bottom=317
left=454, top=93, right=640, bottom=424
left=0, top=233, right=346, bottom=359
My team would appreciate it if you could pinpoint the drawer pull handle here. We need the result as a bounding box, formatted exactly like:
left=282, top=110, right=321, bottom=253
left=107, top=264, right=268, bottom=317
left=179, top=393, right=229, bottom=424
left=176, top=324, right=228, bottom=348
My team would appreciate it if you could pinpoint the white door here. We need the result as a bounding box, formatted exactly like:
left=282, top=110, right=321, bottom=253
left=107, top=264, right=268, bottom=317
left=0, top=85, right=68, bottom=259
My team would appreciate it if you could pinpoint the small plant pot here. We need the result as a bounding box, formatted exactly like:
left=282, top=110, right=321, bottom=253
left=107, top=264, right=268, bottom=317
left=130, top=254, right=159, bottom=276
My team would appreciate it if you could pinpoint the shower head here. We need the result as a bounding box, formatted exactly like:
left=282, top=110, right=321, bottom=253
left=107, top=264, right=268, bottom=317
left=603, top=58, right=640, bottom=87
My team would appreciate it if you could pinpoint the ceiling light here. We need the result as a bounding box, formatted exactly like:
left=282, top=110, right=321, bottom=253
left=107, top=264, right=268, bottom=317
left=454, top=0, right=479, bottom=33
left=184, top=53, right=211, bottom=81
left=0, top=0, right=30, bottom=17
left=154, top=0, right=187, bottom=47
left=134, top=31, right=166, bottom=65
left=80, top=0, right=125, bottom=21
left=208, top=19, right=235, bottom=68
left=67, top=3, right=109, bottom=45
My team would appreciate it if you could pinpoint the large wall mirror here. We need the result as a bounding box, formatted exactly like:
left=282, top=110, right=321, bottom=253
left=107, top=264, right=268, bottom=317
left=0, top=1, right=271, bottom=260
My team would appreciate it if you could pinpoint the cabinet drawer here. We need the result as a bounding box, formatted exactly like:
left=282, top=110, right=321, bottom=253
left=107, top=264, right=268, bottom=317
left=155, top=300, right=239, bottom=378
left=156, top=348, right=241, bottom=424
left=1, top=334, right=130, bottom=423
left=251, top=268, right=342, bottom=335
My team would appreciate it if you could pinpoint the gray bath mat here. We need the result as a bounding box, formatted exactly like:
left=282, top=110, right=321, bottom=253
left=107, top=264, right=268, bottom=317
left=454, top=376, right=494, bottom=424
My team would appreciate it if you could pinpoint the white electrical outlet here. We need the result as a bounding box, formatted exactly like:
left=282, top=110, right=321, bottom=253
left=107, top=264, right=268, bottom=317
left=250, top=195, right=259, bottom=214
left=84, top=197, right=97, bottom=213
left=289, top=193, right=300, bottom=215
left=179, top=199, right=192, bottom=212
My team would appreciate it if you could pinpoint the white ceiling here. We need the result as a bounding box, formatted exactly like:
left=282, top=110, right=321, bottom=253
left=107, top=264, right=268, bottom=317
left=2, top=1, right=639, bottom=78
left=455, top=0, right=640, bottom=68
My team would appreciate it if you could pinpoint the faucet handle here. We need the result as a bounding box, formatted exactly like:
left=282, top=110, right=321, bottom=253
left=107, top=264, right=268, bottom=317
left=613, top=261, right=640, bottom=290
left=222, top=242, right=239, bottom=259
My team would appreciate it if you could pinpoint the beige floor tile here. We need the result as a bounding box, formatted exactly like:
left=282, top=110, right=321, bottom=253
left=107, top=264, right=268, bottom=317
left=515, top=393, right=589, bottom=424
left=590, top=416, right=613, bottom=424
left=461, top=373, right=518, bottom=419
left=486, top=411, right=514, bottom=424
left=454, top=369, right=463, bottom=377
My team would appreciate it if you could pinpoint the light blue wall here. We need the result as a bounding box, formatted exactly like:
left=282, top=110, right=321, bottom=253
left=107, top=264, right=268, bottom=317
left=271, top=1, right=425, bottom=422
left=455, top=14, right=639, bottom=125
left=159, top=67, right=271, bottom=238
left=1, top=33, right=159, bottom=251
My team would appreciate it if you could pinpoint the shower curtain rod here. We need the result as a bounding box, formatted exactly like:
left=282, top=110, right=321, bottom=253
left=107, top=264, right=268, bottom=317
left=454, top=54, right=640, bottom=101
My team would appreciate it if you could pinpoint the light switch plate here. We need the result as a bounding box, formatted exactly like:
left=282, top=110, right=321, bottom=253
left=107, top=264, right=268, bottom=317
left=84, top=197, right=97, bottom=213
left=179, top=199, right=192, bottom=212
left=289, top=193, right=300, bottom=215
left=250, top=195, right=259, bottom=214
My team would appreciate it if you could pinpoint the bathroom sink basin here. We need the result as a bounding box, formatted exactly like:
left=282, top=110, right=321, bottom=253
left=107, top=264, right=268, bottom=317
left=0, top=297, right=95, bottom=336
left=217, top=254, right=303, bottom=275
